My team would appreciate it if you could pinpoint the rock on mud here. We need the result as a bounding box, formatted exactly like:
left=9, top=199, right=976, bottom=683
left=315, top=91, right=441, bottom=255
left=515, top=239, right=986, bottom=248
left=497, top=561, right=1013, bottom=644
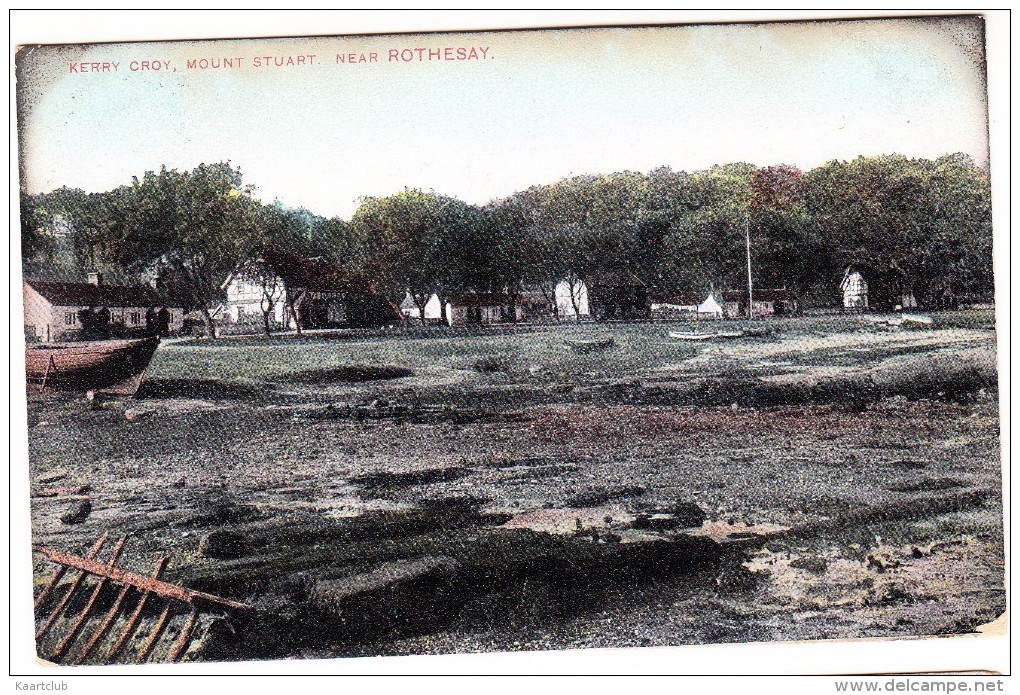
left=789, top=556, right=829, bottom=574
left=867, top=550, right=901, bottom=572
left=565, top=485, right=646, bottom=508
left=200, top=530, right=248, bottom=559
left=670, top=501, right=708, bottom=528
left=34, top=484, right=91, bottom=498
left=629, top=501, right=706, bottom=531
left=60, top=499, right=92, bottom=524
left=309, top=556, right=460, bottom=615
left=124, top=407, right=152, bottom=422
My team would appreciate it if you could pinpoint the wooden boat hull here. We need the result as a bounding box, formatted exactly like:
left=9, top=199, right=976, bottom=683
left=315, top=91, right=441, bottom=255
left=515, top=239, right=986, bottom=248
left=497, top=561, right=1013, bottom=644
left=564, top=338, right=615, bottom=354
left=26, top=336, right=160, bottom=396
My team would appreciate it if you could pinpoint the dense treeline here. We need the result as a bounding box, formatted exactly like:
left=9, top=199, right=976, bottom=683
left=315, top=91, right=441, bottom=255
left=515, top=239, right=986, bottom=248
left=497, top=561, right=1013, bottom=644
left=21, top=153, right=993, bottom=334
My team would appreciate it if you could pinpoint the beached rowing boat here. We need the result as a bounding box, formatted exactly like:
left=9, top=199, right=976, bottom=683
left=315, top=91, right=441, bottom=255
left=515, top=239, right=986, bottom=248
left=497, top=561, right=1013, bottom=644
left=564, top=337, right=615, bottom=354
left=26, top=336, right=160, bottom=396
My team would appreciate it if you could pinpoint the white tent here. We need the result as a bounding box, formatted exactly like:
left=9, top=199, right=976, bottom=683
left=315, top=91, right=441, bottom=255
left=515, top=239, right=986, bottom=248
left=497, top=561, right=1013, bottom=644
left=400, top=292, right=444, bottom=321
left=697, top=293, right=724, bottom=318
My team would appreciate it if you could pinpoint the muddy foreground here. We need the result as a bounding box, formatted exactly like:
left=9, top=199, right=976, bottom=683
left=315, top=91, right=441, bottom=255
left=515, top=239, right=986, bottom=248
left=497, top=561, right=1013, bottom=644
left=24, top=318, right=1005, bottom=663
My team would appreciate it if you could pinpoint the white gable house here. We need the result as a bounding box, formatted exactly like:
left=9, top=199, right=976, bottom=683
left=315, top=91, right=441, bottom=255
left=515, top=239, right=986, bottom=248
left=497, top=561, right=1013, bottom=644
left=841, top=268, right=869, bottom=311
left=555, top=278, right=589, bottom=319
left=23, top=274, right=182, bottom=343
left=223, top=272, right=287, bottom=327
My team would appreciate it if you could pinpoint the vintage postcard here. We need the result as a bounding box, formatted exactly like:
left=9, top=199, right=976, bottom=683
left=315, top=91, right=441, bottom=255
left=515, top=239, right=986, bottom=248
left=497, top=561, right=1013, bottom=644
left=13, top=12, right=1006, bottom=675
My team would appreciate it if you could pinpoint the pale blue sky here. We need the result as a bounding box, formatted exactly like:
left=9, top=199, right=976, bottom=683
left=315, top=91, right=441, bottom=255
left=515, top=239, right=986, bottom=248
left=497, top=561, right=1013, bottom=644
left=17, top=17, right=989, bottom=219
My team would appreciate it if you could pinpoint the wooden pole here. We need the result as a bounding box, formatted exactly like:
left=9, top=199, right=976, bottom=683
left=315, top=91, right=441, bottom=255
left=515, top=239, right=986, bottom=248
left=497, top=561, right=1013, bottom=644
left=51, top=537, right=127, bottom=661
left=32, top=546, right=251, bottom=610
left=745, top=215, right=754, bottom=320
left=167, top=608, right=200, bottom=662
left=35, top=534, right=108, bottom=640
left=39, top=355, right=57, bottom=392
left=105, top=556, right=168, bottom=663
left=35, top=532, right=109, bottom=608
left=72, top=583, right=130, bottom=664
left=34, top=566, right=69, bottom=610
left=136, top=604, right=172, bottom=663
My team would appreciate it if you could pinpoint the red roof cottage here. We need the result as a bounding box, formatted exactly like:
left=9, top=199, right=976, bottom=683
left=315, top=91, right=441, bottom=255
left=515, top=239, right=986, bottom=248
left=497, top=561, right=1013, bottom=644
left=23, top=273, right=183, bottom=343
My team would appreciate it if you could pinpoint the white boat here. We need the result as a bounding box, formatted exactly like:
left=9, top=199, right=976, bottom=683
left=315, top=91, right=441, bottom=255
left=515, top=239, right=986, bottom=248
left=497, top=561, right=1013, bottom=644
left=669, top=330, right=745, bottom=341
left=863, top=314, right=934, bottom=329
left=900, top=313, right=935, bottom=328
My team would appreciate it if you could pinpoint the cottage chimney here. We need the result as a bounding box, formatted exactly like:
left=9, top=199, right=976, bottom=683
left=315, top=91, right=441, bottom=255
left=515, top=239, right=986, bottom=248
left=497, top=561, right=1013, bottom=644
left=86, top=272, right=102, bottom=286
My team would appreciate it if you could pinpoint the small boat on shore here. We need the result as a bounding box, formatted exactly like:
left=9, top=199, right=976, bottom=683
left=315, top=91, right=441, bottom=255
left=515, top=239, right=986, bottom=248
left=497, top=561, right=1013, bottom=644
left=564, top=337, right=615, bottom=354
left=899, top=314, right=935, bottom=328
left=863, top=314, right=935, bottom=329
left=25, top=336, right=161, bottom=396
left=669, top=330, right=745, bottom=341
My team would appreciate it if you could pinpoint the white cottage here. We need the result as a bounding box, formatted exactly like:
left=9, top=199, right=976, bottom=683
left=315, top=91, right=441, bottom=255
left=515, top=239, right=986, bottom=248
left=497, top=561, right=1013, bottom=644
left=227, top=253, right=401, bottom=331
left=222, top=271, right=288, bottom=327
left=23, top=274, right=183, bottom=343
left=555, top=278, right=589, bottom=319
left=446, top=291, right=550, bottom=324
left=841, top=267, right=869, bottom=311
left=446, top=293, right=525, bottom=325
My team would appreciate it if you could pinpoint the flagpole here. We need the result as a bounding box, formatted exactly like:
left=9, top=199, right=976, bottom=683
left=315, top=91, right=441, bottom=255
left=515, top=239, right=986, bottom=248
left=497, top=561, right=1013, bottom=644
left=745, top=215, right=754, bottom=320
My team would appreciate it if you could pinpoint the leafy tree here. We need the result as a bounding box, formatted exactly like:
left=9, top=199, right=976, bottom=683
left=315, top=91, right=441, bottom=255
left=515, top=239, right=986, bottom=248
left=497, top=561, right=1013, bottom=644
left=748, top=165, right=825, bottom=299
left=644, top=167, right=700, bottom=296
left=310, top=215, right=358, bottom=267
left=751, top=165, right=806, bottom=212
left=21, top=187, right=131, bottom=280
left=19, top=191, right=52, bottom=266
left=485, top=188, right=567, bottom=318
left=109, top=162, right=256, bottom=338
left=234, top=204, right=295, bottom=336
left=540, top=173, right=646, bottom=284
left=351, top=189, right=476, bottom=325
left=658, top=164, right=754, bottom=295
left=805, top=154, right=992, bottom=308
left=916, top=154, right=993, bottom=302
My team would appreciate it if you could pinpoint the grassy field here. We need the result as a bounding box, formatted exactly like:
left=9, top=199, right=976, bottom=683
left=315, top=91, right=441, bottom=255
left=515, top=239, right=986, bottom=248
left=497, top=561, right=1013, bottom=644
left=148, top=311, right=997, bottom=387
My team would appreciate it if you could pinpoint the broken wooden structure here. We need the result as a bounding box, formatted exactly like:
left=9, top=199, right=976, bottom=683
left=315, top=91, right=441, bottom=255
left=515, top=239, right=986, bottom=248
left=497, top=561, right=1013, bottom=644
left=33, top=534, right=251, bottom=665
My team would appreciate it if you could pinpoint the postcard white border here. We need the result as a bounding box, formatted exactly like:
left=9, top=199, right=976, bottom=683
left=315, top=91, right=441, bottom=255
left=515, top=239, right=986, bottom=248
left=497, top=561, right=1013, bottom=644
left=8, top=9, right=1010, bottom=684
